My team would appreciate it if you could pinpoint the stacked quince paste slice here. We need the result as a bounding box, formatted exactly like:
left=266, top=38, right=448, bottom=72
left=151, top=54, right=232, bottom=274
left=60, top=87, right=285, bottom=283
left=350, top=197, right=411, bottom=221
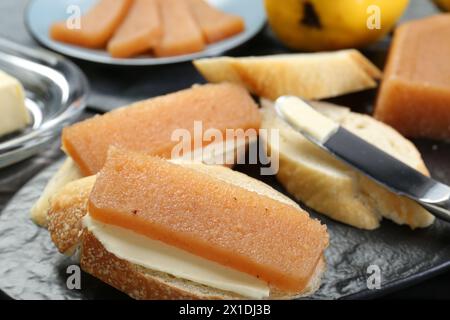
left=50, top=0, right=245, bottom=58
left=33, top=83, right=329, bottom=300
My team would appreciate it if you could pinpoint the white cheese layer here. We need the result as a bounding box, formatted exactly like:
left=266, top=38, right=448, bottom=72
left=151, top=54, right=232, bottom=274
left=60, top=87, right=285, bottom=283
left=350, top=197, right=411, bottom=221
left=83, top=215, right=270, bottom=299
left=0, top=70, right=30, bottom=137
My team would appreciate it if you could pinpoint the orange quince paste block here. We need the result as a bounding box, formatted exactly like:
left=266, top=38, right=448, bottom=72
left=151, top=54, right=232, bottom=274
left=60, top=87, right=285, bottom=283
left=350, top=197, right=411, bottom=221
left=50, top=0, right=133, bottom=49
left=154, top=0, right=205, bottom=57
left=88, top=148, right=329, bottom=293
left=62, top=83, right=260, bottom=176
left=107, top=0, right=162, bottom=58
left=375, top=14, right=450, bottom=140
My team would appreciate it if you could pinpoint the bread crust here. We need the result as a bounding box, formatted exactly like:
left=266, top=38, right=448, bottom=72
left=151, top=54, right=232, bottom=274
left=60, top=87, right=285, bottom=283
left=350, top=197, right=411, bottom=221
left=81, top=230, right=326, bottom=300
left=31, top=157, right=83, bottom=227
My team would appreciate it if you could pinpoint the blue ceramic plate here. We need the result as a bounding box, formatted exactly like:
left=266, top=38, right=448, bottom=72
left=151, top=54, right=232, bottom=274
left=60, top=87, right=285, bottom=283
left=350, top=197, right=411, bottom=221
left=25, top=0, right=266, bottom=66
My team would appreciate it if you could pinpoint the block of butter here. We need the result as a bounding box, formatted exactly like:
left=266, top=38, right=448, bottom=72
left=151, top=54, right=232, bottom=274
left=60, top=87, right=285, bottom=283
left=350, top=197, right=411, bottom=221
left=0, top=70, right=30, bottom=137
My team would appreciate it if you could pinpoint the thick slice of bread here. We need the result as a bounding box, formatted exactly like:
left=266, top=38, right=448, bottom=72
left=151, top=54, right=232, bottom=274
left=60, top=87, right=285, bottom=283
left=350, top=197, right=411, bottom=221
left=260, top=99, right=435, bottom=230
left=193, top=49, right=382, bottom=101
left=31, top=157, right=83, bottom=227
left=48, top=161, right=326, bottom=299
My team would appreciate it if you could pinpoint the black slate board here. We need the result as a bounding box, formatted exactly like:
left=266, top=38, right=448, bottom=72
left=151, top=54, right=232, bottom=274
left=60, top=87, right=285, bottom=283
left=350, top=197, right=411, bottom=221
left=0, top=136, right=449, bottom=300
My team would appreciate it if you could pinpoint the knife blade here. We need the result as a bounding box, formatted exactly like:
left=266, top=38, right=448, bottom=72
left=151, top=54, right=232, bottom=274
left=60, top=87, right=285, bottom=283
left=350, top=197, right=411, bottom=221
left=274, top=96, right=450, bottom=222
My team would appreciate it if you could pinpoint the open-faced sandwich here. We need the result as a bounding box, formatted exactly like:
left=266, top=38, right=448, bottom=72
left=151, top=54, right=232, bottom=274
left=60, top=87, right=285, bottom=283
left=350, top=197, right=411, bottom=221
left=47, top=147, right=329, bottom=299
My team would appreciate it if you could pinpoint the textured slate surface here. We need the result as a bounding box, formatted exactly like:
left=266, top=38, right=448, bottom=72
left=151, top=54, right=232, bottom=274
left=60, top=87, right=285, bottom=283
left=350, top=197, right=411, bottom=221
left=0, top=140, right=449, bottom=300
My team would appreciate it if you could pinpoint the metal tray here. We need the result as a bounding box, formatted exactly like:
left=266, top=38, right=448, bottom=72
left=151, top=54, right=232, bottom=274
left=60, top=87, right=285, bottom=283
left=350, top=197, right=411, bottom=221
left=0, top=38, right=88, bottom=168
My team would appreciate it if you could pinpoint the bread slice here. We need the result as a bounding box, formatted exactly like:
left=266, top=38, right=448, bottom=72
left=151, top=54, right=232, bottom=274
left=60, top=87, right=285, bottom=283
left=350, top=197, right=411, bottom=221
left=48, top=175, right=96, bottom=255
left=193, top=49, right=382, bottom=101
left=260, top=99, right=434, bottom=230
left=48, top=160, right=327, bottom=299
left=31, top=157, right=83, bottom=227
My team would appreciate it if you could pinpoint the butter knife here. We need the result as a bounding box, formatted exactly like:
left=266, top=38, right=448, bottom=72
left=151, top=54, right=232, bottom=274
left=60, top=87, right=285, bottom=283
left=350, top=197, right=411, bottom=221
left=274, top=96, right=450, bottom=222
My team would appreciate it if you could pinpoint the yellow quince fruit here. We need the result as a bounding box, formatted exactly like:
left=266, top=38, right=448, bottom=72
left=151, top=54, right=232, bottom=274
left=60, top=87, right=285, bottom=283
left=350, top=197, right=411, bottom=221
left=264, top=0, right=410, bottom=51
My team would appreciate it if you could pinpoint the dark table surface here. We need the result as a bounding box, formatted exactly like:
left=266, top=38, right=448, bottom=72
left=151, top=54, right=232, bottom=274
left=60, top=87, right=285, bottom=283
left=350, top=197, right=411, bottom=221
left=0, top=0, right=449, bottom=300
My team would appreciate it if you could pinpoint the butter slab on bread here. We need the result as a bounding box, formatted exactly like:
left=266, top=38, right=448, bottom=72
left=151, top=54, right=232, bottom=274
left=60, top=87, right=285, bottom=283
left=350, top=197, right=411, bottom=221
left=193, top=49, right=382, bottom=100
left=47, top=151, right=328, bottom=299
left=0, top=70, right=31, bottom=137
left=260, top=99, right=434, bottom=230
